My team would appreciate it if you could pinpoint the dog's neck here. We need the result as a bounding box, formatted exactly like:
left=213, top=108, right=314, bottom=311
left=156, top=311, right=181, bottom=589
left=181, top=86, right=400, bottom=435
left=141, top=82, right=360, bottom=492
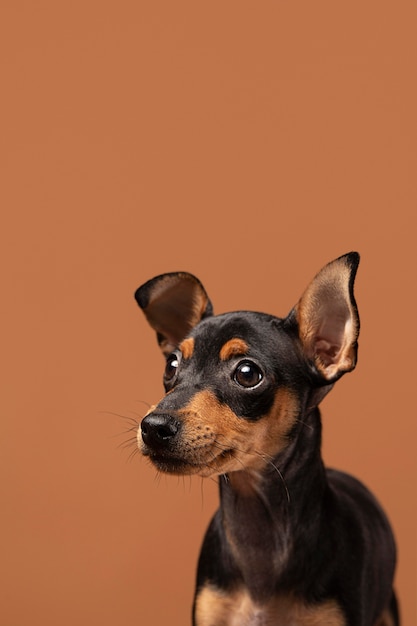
left=218, top=407, right=326, bottom=602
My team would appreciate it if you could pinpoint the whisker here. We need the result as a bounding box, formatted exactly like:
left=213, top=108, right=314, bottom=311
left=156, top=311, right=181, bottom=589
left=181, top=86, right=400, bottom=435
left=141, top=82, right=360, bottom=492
left=294, top=418, right=314, bottom=432
left=211, top=441, right=248, bottom=473
left=117, top=435, right=138, bottom=449
left=256, top=453, right=291, bottom=504
left=112, top=423, right=140, bottom=443
left=99, top=410, right=141, bottom=427
left=200, top=477, right=205, bottom=509
left=134, top=400, right=152, bottom=409
left=126, top=446, right=140, bottom=463
left=211, top=436, right=291, bottom=503
left=221, top=473, right=229, bottom=485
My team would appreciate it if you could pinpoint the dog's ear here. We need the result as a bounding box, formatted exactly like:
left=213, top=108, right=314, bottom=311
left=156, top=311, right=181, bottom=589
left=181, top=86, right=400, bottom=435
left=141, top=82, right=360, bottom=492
left=292, top=252, right=360, bottom=383
left=135, top=272, right=213, bottom=356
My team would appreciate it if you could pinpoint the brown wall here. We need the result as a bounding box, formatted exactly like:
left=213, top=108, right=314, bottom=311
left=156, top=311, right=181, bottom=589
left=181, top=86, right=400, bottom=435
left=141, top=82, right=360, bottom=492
left=1, top=2, right=415, bottom=625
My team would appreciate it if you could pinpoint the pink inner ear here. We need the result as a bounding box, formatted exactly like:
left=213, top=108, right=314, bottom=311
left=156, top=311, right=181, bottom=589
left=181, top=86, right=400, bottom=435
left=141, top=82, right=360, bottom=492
left=315, top=338, right=339, bottom=366
left=295, top=254, right=359, bottom=381
left=314, top=309, right=351, bottom=365
left=308, top=309, right=356, bottom=379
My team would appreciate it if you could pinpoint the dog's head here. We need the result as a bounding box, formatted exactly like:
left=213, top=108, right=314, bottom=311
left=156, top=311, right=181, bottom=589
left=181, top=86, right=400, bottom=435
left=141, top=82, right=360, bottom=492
left=135, top=253, right=360, bottom=477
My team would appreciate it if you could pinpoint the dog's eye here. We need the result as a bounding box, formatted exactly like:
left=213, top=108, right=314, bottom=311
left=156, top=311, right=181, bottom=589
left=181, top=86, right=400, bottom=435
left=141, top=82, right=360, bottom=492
left=233, top=361, right=263, bottom=388
left=164, top=354, right=179, bottom=382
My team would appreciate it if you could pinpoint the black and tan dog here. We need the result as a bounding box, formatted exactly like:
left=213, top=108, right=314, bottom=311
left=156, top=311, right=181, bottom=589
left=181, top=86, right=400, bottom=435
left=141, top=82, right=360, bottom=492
left=134, top=253, right=398, bottom=626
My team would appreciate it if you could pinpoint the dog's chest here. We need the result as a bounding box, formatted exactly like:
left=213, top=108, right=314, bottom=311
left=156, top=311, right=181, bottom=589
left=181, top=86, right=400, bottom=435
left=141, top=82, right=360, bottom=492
left=195, top=585, right=346, bottom=626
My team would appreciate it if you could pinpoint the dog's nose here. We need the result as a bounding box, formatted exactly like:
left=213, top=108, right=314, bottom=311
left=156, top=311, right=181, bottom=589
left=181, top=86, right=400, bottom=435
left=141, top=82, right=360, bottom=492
left=141, top=413, right=180, bottom=449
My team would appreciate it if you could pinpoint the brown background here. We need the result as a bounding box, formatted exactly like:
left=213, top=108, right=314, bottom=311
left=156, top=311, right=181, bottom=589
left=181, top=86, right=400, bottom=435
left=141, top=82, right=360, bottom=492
left=1, top=1, right=415, bottom=625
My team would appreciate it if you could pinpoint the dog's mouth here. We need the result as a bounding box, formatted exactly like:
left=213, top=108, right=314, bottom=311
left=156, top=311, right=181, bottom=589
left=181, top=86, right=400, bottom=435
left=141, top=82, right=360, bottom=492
left=143, top=446, right=236, bottom=476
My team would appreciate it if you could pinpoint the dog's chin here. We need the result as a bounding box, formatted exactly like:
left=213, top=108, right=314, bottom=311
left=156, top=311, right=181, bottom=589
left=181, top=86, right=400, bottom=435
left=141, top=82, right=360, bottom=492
left=142, top=447, right=237, bottom=477
left=147, top=454, right=202, bottom=476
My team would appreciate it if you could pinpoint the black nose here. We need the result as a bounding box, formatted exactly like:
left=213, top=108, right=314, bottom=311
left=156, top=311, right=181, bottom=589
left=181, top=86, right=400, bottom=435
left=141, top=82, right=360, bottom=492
left=141, top=413, right=180, bottom=449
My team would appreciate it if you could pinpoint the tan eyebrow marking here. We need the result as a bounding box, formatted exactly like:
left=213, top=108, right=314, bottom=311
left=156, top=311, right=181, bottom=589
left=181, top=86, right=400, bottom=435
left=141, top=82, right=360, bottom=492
left=180, top=337, right=195, bottom=359
left=219, top=338, right=249, bottom=361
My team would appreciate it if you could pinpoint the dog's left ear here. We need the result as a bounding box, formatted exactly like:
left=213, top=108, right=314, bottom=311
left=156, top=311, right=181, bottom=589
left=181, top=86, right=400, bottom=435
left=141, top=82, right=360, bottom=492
left=292, top=252, right=360, bottom=383
left=135, top=272, right=213, bottom=356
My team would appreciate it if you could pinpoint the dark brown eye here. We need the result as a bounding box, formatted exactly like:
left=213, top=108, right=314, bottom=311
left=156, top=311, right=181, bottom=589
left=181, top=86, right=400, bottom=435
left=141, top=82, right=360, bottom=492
left=233, top=361, right=263, bottom=388
left=164, top=354, right=179, bottom=382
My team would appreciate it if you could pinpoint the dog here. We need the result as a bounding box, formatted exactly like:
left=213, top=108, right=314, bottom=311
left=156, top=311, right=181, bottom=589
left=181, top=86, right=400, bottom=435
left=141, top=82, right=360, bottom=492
left=134, top=252, right=398, bottom=626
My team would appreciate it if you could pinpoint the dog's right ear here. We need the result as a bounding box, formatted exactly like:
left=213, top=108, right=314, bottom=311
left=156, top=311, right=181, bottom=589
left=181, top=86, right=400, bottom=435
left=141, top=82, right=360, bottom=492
left=135, top=272, right=213, bottom=356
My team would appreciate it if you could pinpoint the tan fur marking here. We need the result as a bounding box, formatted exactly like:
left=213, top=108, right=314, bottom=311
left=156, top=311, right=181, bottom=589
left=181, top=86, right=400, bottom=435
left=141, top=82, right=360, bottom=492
left=219, top=338, right=249, bottom=361
left=195, top=585, right=346, bottom=626
left=180, top=337, right=195, bottom=359
left=174, top=388, right=298, bottom=477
